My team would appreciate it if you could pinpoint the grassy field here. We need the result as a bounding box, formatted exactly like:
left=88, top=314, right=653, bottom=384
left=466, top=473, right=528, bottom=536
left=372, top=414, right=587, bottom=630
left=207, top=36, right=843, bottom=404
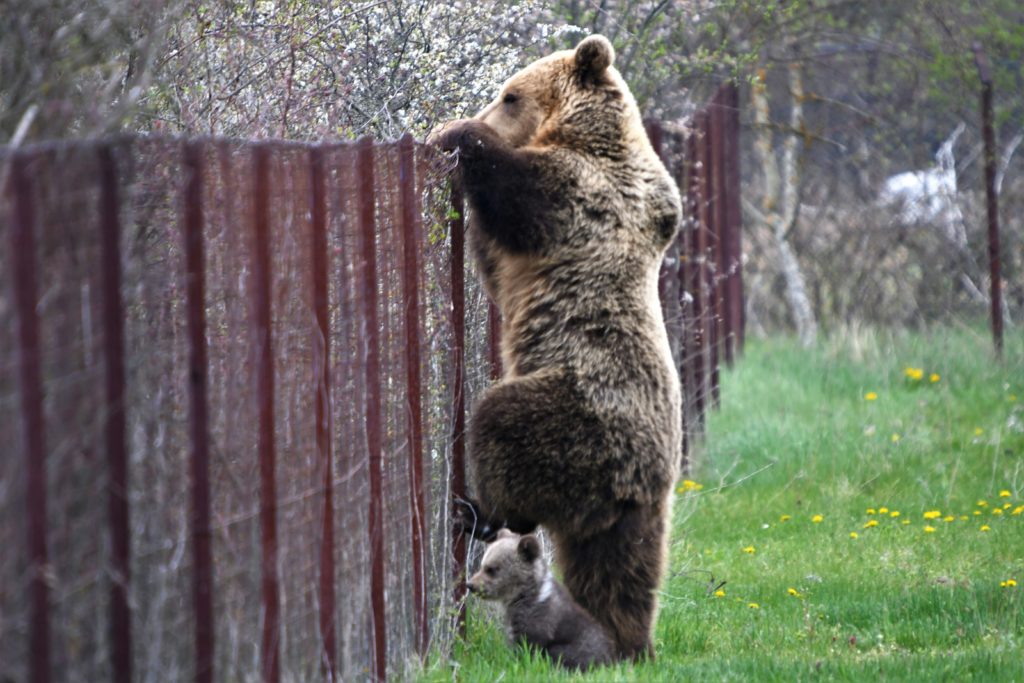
left=421, top=327, right=1024, bottom=681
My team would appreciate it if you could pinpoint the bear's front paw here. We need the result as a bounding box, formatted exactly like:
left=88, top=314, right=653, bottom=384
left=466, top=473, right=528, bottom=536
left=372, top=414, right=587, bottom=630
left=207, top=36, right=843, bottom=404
left=427, top=119, right=493, bottom=153
left=453, top=496, right=503, bottom=542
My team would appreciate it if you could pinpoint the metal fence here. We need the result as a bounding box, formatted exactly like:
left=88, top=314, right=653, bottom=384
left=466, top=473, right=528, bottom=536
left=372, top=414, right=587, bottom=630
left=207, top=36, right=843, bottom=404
left=0, top=84, right=742, bottom=683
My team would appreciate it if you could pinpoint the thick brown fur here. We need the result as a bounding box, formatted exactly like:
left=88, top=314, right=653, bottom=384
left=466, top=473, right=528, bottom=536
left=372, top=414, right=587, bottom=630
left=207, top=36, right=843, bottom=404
left=467, top=530, right=614, bottom=671
left=430, top=35, right=681, bottom=660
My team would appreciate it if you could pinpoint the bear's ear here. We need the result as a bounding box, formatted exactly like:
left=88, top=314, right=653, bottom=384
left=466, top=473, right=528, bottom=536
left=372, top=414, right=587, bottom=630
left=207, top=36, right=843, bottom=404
left=575, top=35, right=614, bottom=79
left=517, top=535, right=541, bottom=563
left=495, top=528, right=517, bottom=542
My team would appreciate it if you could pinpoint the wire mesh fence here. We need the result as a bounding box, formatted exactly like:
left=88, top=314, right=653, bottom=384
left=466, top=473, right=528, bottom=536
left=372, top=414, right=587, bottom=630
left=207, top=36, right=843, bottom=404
left=0, top=85, right=742, bottom=683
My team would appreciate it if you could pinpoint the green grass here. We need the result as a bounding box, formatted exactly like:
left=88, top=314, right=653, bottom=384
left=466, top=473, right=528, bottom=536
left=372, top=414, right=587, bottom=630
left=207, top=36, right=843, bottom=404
left=420, top=326, right=1024, bottom=682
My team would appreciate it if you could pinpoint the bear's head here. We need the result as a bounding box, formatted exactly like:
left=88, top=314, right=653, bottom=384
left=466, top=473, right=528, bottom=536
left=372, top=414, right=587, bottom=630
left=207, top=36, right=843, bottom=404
left=467, top=529, right=545, bottom=602
left=473, top=35, right=643, bottom=156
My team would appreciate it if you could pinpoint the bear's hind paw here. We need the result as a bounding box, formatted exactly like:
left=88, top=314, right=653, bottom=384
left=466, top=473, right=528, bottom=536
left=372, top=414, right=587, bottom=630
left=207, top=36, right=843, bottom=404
left=452, top=496, right=504, bottom=543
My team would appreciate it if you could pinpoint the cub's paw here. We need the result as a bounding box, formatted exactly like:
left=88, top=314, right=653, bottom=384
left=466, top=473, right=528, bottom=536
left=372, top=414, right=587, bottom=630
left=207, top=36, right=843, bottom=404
left=453, top=496, right=503, bottom=542
left=427, top=119, right=493, bottom=153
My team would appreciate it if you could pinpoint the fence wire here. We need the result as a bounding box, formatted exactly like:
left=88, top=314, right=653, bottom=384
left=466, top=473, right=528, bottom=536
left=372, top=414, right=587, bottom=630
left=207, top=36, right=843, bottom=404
left=0, top=85, right=742, bottom=683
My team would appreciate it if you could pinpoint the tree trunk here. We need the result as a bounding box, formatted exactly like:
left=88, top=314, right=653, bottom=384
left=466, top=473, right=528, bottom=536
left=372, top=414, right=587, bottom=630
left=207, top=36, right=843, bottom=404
left=753, top=62, right=818, bottom=346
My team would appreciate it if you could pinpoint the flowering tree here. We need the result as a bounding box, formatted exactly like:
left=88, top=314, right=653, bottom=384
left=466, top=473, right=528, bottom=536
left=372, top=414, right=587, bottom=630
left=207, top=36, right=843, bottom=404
left=145, top=0, right=559, bottom=140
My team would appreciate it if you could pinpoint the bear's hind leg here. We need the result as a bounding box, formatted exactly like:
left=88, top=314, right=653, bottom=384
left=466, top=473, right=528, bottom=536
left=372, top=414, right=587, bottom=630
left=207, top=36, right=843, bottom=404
left=452, top=496, right=537, bottom=542
left=554, top=499, right=669, bottom=661
left=468, top=370, right=615, bottom=537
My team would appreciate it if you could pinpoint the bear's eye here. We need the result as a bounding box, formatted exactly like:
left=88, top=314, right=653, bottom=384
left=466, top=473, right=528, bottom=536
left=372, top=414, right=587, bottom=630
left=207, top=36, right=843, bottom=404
left=485, top=566, right=498, bottom=576
left=502, top=93, right=519, bottom=105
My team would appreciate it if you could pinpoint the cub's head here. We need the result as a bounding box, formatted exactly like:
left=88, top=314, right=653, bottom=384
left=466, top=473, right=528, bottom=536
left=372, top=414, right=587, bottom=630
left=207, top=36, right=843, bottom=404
left=474, top=35, right=643, bottom=155
left=467, top=530, right=544, bottom=602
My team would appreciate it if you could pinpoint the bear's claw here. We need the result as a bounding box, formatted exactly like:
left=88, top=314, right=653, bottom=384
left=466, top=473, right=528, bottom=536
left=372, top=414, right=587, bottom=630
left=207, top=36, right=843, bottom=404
left=453, top=497, right=504, bottom=542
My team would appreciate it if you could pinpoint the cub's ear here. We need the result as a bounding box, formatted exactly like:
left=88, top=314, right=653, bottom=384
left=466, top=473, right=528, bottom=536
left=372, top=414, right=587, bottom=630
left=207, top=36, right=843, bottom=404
left=517, top=535, right=541, bottom=562
left=495, top=528, right=517, bottom=542
left=575, top=35, right=614, bottom=79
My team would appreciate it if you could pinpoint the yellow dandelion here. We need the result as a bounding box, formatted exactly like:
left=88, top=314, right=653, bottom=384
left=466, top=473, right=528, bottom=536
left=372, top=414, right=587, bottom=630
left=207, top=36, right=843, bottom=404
left=787, top=588, right=802, bottom=597
left=743, top=546, right=756, bottom=554
left=780, top=514, right=792, bottom=522
left=974, top=428, right=984, bottom=436
left=679, top=479, right=703, bottom=492
left=811, top=514, right=824, bottom=523
left=748, top=602, right=760, bottom=609
left=1009, top=394, right=1018, bottom=402
left=863, top=520, right=879, bottom=529
left=1001, top=579, right=1017, bottom=588
left=980, top=525, right=991, bottom=532
left=960, top=515, right=968, bottom=521
left=849, top=531, right=859, bottom=539
left=864, top=392, right=878, bottom=401
left=977, top=500, right=988, bottom=507
left=999, top=490, right=1011, bottom=498
left=1003, top=503, right=1012, bottom=509
left=929, top=373, right=940, bottom=383
left=890, top=510, right=901, bottom=518
left=866, top=508, right=876, bottom=515
left=878, top=507, right=889, bottom=514
left=1012, top=506, right=1024, bottom=515
left=902, top=519, right=911, bottom=525
left=924, top=526, right=936, bottom=533
left=943, top=516, right=955, bottom=523
left=891, top=433, right=901, bottom=443
left=904, top=367, right=924, bottom=380
left=714, top=589, right=726, bottom=598
left=992, top=508, right=1003, bottom=516
left=923, top=510, right=942, bottom=520
left=973, top=510, right=982, bottom=516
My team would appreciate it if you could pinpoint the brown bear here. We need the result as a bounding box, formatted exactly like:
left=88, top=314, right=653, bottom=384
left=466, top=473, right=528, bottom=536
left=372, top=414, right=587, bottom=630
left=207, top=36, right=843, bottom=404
left=431, top=34, right=681, bottom=660
left=467, top=529, right=614, bottom=671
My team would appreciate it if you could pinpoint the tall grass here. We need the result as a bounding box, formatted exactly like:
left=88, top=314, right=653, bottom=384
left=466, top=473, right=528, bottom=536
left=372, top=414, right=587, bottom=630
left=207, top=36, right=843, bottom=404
left=421, top=327, right=1024, bottom=681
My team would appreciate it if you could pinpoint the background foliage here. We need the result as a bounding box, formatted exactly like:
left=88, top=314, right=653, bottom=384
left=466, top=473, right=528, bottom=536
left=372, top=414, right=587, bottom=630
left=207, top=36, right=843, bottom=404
left=4, top=0, right=1020, bottom=331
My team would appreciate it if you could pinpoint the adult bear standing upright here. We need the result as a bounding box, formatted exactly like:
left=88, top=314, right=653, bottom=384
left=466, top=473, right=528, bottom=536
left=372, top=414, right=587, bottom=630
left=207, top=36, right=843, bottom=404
left=430, top=35, right=682, bottom=661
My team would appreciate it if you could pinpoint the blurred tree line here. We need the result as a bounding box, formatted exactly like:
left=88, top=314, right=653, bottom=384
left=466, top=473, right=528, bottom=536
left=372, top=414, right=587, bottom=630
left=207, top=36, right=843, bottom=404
left=2, top=0, right=1022, bottom=332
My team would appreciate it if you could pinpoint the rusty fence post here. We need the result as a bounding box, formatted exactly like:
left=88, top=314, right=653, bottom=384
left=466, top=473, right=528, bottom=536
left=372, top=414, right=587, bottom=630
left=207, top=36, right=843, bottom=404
left=183, top=141, right=214, bottom=683
left=398, top=134, right=429, bottom=657
left=702, top=107, right=722, bottom=409
left=973, top=43, right=1003, bottom=358
left=674, top=132, right=695, bottom=463
left=710, top=88, right=733, bottom=369
left=694, top=111, right=716, bottom=416
left=688, top=123, right=708, bottom=434
left=252, top=144, right=281, bottom=683
left=98, top=144, right=132, bottom=683
left=8, top=152, right=51, bottom=683
left=723, top=83, right=745, bottom=357
left=308, top=145, right=337, bottom=680
left=448, top=183, right=468, bottom=637
left=355, top=137, right=387, bottom=682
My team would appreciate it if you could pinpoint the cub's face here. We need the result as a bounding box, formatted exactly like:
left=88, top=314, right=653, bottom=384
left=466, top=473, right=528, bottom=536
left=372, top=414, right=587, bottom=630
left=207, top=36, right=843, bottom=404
left=474, top=35, right=618, bottom=149
left=467, top=530, right=543, bottom=602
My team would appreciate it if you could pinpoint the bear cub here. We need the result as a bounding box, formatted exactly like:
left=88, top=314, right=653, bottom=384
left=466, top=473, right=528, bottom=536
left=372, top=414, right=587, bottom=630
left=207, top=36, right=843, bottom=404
left=467, top=529, right=613, bottom=671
